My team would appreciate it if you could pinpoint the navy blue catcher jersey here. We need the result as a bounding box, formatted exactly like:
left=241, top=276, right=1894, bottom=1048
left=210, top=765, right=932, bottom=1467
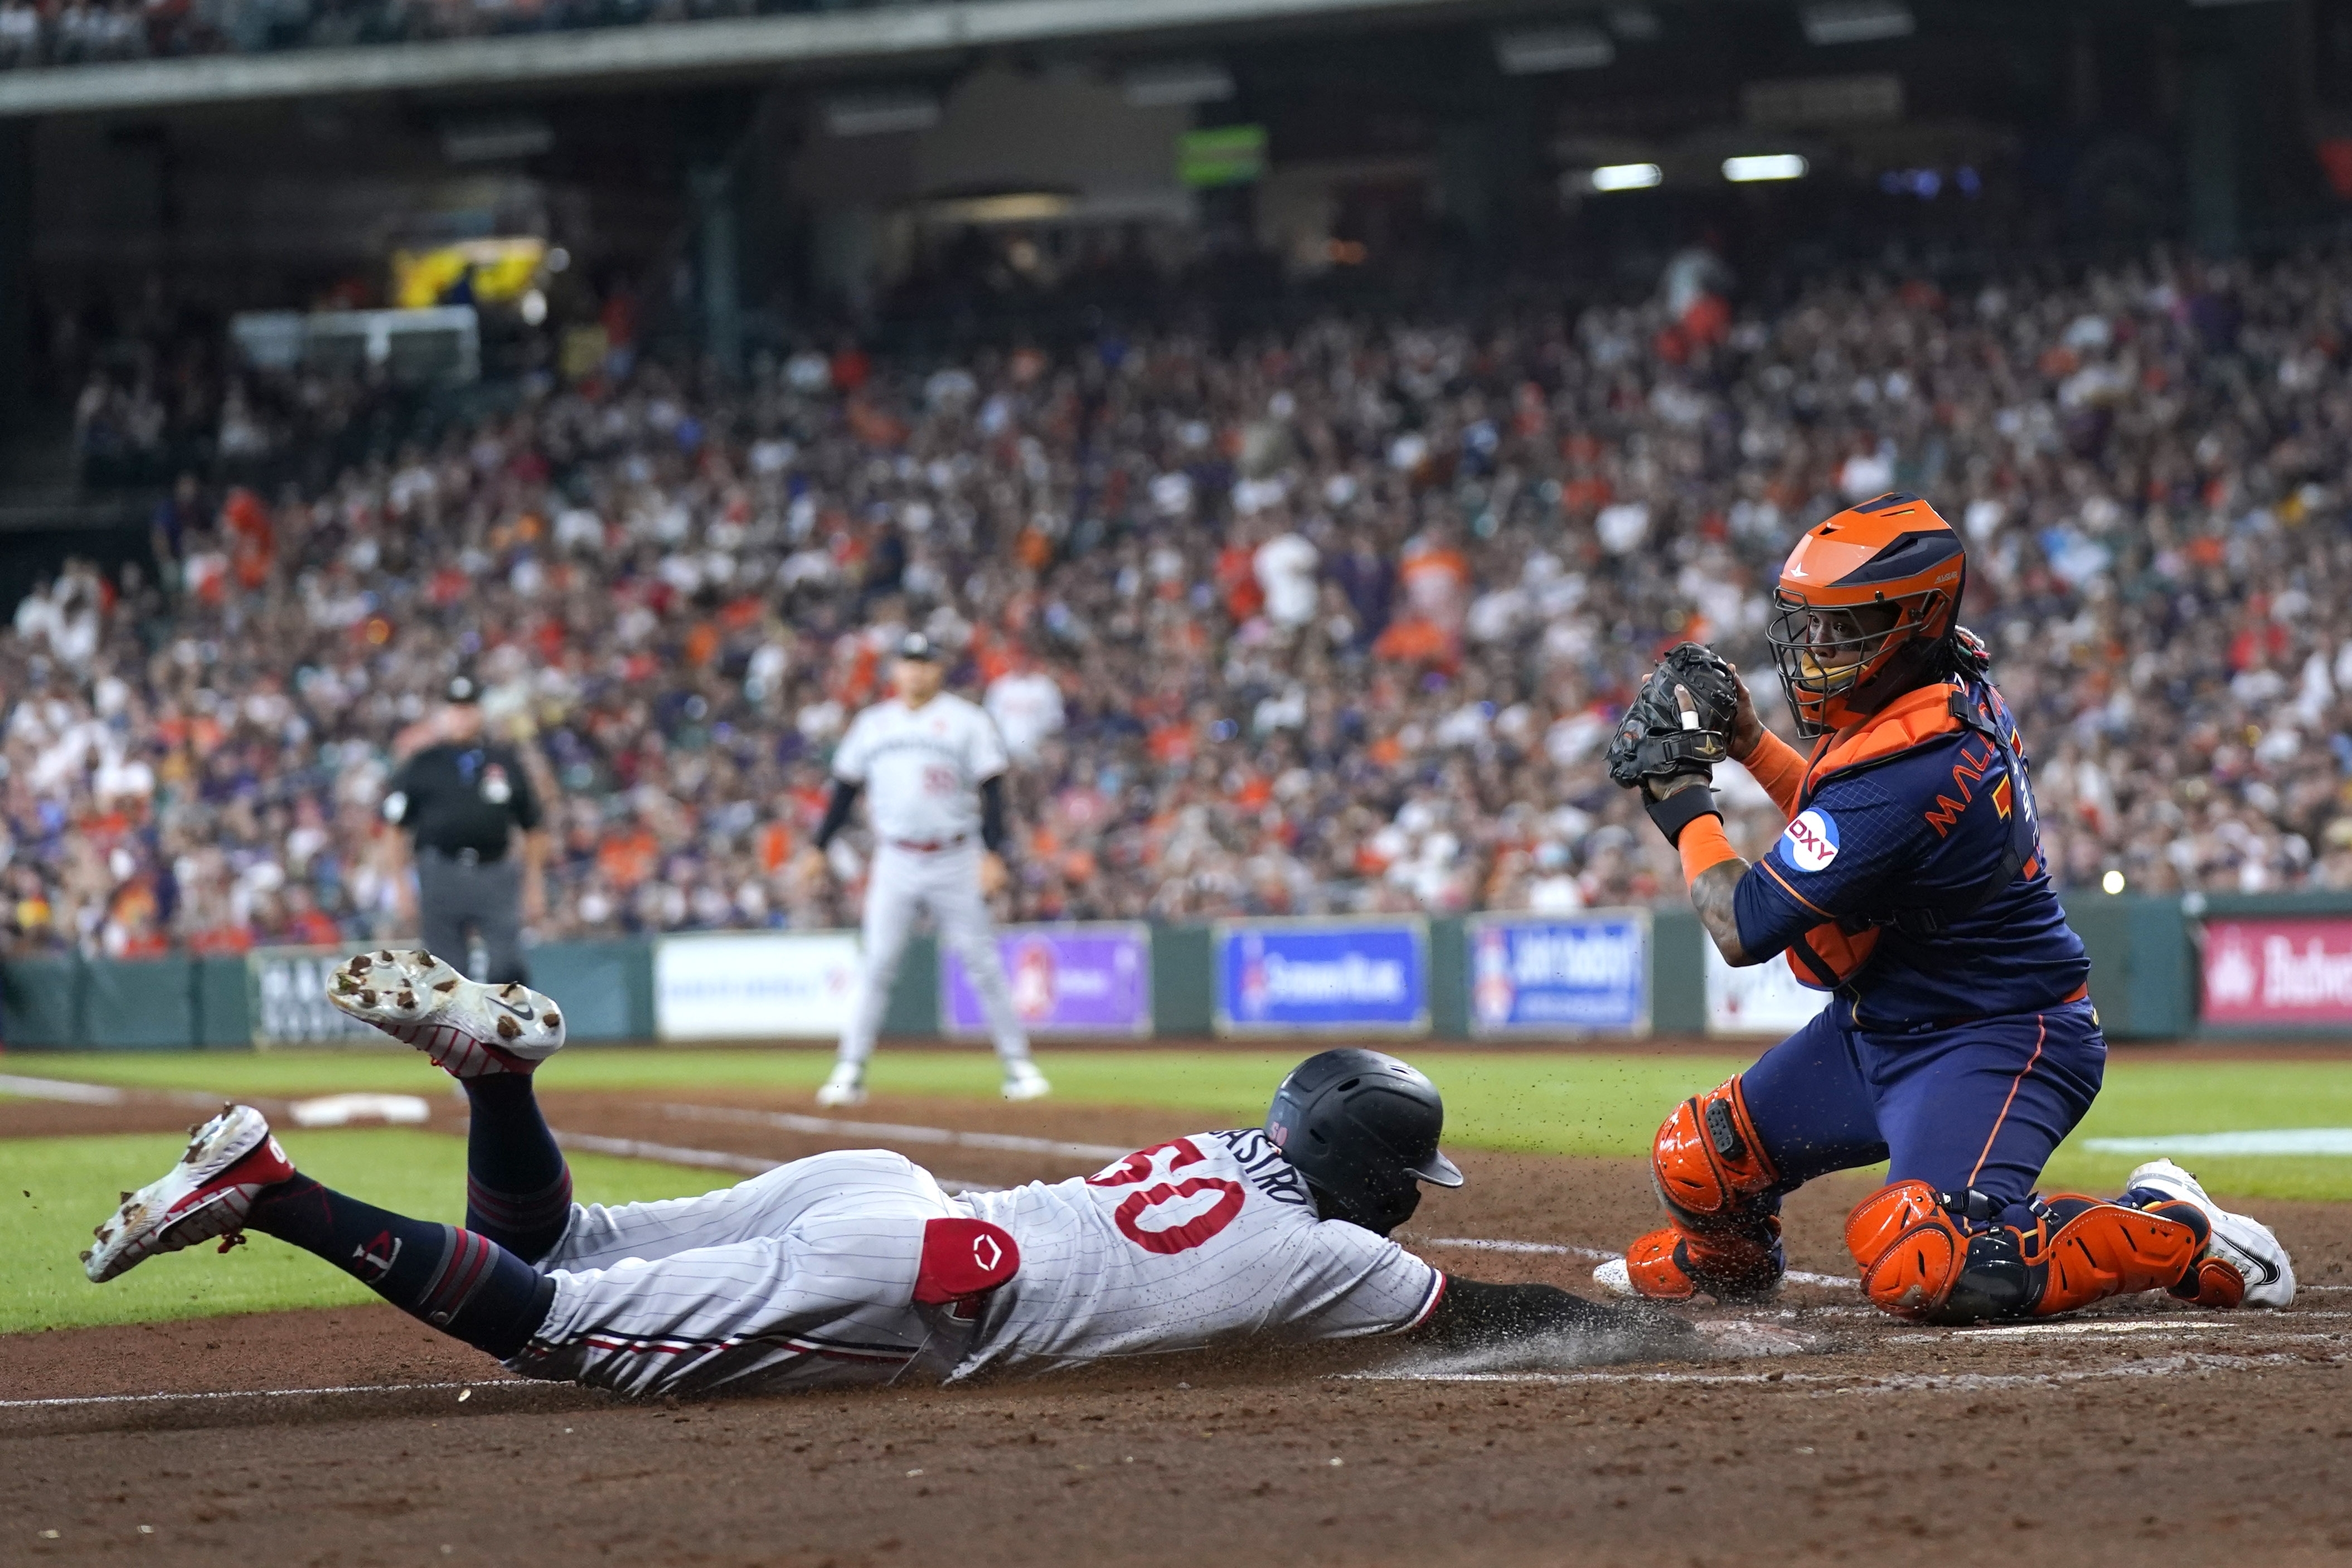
left=1729, top=680, right=2090, bottom=1031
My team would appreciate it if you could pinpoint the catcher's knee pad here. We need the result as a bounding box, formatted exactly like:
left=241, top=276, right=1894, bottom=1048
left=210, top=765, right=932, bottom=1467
left=2026, top=1195, right=2205, bottom=1317
left=1845, top=1182, right=2032, bottom=1324
left=1652, top=1076, right=1778, bottom=1230
left=1622, top=1220, right=1786, bottom=1303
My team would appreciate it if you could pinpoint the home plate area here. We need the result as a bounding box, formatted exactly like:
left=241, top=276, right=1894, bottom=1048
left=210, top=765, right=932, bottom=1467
left=7, top=1092, right=2352, bottom=1567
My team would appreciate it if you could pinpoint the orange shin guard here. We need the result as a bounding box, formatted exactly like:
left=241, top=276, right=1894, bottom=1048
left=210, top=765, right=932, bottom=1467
left=1847, top=1186, right=2211, bottom=1322
left=2027, top=1196, right=2204, bottom=1317
left=1633, top=1077, right=1784, bottom=1300
left=1622, top=1220, right=1787, bottom=1303
left=1621, top=1229, right=1701, bottom=1302
left=2172, top=1255, right=2248, bottom=1309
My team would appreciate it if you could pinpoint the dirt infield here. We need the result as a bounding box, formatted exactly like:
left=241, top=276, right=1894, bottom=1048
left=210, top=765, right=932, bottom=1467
left=7, top=1090, right=2352, bottom=1566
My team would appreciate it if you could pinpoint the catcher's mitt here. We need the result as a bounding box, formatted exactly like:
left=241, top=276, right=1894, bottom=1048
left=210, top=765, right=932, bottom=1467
left=1605, top=643, right=1743, bottom=791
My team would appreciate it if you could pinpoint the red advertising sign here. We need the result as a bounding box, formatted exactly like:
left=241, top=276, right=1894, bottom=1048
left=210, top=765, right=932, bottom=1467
left=2201, top=918, right=2352, bottom=1027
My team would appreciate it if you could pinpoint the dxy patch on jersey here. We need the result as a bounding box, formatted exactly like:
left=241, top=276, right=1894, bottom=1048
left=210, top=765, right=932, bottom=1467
left=1779, top=809, right=1840, bottom=872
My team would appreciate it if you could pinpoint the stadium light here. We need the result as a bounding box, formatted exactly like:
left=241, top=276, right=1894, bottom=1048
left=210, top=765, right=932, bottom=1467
left=1584, top=163, right=1664, bottom=192
left=1493, top=25, right=1616, bottom=75
left=822, top=90, right=941, bottom=138
left=1119, top=61, right=1235, bottom=108
left=1724, top=153, right=1808, bottom=182
left=927, top=192, right=1078, bottom=225
left=1800, top=1, right=1914, bottom=45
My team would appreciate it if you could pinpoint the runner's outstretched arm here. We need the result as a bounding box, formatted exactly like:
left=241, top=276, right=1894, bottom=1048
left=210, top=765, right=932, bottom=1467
left=1411, top=1276, right=1698, bottom=1349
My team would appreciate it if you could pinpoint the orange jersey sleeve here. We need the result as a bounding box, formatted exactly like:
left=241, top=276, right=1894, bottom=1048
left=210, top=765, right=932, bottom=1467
left=1736, top=730, right=1810, bottom=822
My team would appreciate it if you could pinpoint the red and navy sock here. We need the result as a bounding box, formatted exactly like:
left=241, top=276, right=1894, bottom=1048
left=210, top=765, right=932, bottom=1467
left=460, top=1075, right=573, bottom=1263
left=248, top=1176, right=554, bottom=1360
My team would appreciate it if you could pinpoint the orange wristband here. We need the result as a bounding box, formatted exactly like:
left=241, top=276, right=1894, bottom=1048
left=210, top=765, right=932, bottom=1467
left=1678, top=815, right=1739, bottom=886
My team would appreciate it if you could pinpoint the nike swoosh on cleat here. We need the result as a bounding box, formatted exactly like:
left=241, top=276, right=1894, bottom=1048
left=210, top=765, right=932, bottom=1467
left=488, top=996, right=536, bottom=1023
left=2225, top=1245, right=2281, bottom=1289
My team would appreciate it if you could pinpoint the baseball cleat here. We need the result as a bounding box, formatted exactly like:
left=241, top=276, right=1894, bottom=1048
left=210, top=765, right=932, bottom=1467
left=84, top=1104, right=293, bottom=1283
left=2125, top=1158, right=2297, bottom=1308
left=815, top=1062, right=867, bottom=1108
left=326, top=950, right=565, bottom=1078
left=1001, top=1062, right=1051, bottom=1102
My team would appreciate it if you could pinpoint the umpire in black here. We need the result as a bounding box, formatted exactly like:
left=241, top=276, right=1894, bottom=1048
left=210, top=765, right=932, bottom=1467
left=382, top=676, right=547, bottom=984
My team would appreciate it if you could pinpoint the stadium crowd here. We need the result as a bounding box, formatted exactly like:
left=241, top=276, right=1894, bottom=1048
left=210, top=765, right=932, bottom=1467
left=0, top=0, right=891, bottom=71
left=9, top=241, right=2352, bottom=955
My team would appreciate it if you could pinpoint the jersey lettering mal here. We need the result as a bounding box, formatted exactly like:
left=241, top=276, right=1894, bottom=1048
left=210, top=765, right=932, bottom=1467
left=831, top=693, right=1010, bottom=843
left=952, top=1129, right=1442, bottom=1377
left=1731, top=704, right=2087, bottom=1028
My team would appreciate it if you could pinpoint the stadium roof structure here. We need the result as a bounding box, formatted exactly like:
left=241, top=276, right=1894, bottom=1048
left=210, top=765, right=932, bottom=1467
left=0, top=0, right=1522, bottom=118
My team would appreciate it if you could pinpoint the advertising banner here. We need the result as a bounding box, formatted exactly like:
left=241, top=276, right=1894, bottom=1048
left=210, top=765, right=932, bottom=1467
left=1212, top=918, right=1428, bottom=1036
left=1467, top=911, right=1651, bottom=1036
left=248, top=943, right=390, bottom=1048
left=942, top=923, right=1152, bottom=1038
left=1704, top=945, right=1831, bottom=1036
left=2200, top=918, right=2352, bottom=1027
left=654, top=931, right=861, bottom=1041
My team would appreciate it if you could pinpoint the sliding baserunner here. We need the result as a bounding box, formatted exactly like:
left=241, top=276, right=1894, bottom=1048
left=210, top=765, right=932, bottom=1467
left=83, top=954, right=1682, bottom=1395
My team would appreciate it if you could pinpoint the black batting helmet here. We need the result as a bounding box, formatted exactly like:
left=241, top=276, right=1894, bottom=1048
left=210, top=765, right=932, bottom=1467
left=1265, top=1048, right=1463, bottom=1236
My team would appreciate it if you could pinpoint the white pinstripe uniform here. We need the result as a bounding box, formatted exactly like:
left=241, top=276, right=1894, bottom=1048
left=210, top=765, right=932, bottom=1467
left=503, top=1133, right=1441, bottom=1398
left=830, top=693, right=1032, bottom=1072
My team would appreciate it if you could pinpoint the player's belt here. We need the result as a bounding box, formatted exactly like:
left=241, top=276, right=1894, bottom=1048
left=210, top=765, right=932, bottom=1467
left=889, top=834, right=969, bottom=853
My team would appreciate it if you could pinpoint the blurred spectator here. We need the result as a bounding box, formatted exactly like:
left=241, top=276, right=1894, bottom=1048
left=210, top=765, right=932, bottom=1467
left=15, top=242, right=2352, bottom=958
left=985, top=652, right=1065, bottom=766
left=0, top=0, right=833, bottom=70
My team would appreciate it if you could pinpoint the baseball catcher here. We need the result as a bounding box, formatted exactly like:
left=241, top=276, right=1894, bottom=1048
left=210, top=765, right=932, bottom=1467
left=81, top=960, right=1686, bottom=1396
left=1602, top=492, right=2295, bottom=1323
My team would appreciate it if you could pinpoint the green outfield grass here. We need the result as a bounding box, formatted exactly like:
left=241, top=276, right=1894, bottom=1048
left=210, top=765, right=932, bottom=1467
left=8, top=1046, right=2352, bottom=1196
left=11, top=1047, right=2352, bottom=1186
left=0, top=1046, right=1757, bottom=1156
left=4, top=1047, right=2351, bottom=1335
left=0, top=1130, right=735, bottom=1336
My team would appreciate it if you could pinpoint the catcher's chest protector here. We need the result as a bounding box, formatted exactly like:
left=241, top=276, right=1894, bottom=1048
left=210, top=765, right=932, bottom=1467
left=1784, top=678, right=2038, bottom=991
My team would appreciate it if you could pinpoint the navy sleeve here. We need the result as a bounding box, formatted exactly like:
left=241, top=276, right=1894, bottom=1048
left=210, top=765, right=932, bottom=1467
left=1732, top=773, right=1919, bottom=959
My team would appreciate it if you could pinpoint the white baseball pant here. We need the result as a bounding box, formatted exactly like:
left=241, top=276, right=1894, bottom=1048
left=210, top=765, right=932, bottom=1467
left=506, top=1149, right=974, bottom=1398
left=836, top=841, right=1032, bottom=1071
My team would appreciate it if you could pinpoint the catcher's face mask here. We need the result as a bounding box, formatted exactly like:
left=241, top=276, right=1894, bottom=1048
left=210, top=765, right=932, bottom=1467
left=1767, top=493, right=1967, bottom=737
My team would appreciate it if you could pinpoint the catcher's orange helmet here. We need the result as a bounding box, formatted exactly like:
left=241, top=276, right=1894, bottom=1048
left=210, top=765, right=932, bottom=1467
left=1767, top=492, right=1967, bottom=737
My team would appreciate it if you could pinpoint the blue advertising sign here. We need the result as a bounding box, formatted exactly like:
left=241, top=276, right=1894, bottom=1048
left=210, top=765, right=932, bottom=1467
left=1467, top=911, right=1651, bottom=1037
left=1212, top=919, right=1429, bottom=1036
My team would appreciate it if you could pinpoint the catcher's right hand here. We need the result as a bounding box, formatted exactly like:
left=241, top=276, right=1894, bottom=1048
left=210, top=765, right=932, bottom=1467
left=1605, top=643, right=1743, bottom=792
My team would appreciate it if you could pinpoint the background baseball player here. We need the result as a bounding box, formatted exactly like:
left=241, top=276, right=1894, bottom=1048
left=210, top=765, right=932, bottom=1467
left=82, top=963, right=1689, bottom=1396
left=380, top=674, right=549, bottom=985
left=1600, top=493, right=2295, bottom=1323
left=797, top=632, right=1046, bottom=1106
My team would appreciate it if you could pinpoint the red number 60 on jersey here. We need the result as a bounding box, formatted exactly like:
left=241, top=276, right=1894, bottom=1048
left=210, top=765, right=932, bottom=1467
left=1086, top=1138, right=1247, bottom=1255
